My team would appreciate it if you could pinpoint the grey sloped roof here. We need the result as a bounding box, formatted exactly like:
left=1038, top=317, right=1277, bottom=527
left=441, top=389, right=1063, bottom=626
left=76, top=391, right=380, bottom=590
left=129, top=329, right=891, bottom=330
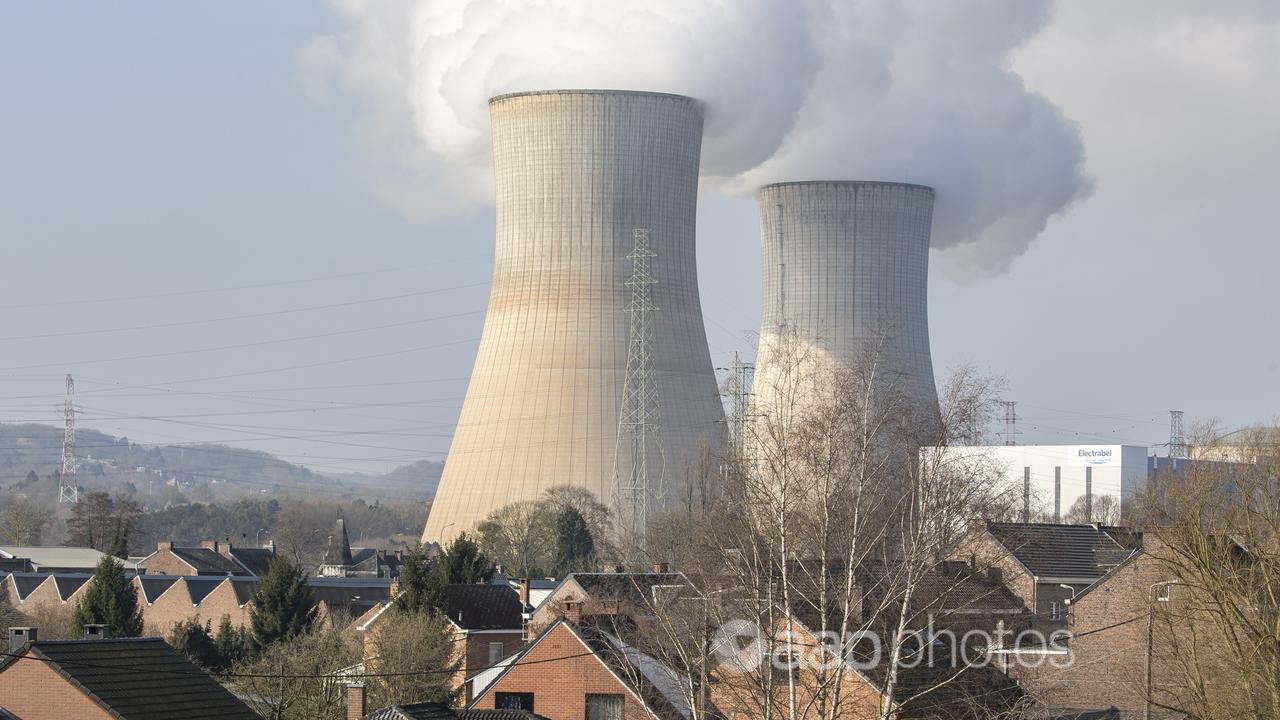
left=137, top=577, right=179, bottom=603
left=444, top=584, right=522, bottom=630
left=9, top=573, right=50, bottom=600
left=183, top=577, right=227, bottom=604
left=171, top=548, right=247, bottom=575
left=228, top=548, right=274, bottom=576
left=367, top=702, right=457, bottom=720
left=985, top=523, right=1138, bottom=580
left=2, top=638, right=258, bottom=719
left=52, top=574, right=91, bottom=601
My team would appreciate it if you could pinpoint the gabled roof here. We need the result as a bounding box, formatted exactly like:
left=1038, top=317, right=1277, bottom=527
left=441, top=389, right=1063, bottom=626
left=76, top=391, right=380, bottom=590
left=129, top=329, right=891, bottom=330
left=183, top=577, right=228, bottom=604
left=563, top=572, right=695, bottom=610
left=228, top=547, right=274, bottom=576
left=52, top=574, right=91, bottom=601
left=137, top=576, right=180, bottom=604
left=8, top=573, right=51, bottom=600
left=0, top=638, right=258, bottom=719
left=983, top=523, right=1139, bottom=580
left=170, top=547, right=247, bottom=576
left=444, top=584, right=523, bottom=630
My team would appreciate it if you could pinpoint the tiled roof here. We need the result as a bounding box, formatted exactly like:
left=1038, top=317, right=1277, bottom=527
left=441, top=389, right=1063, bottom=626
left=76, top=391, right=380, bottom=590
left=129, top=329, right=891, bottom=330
left=460, top=710, right=551, bottom=720
left=228, top=548, right=274, bottom=576
left=368, top=702, right=457, bottom=720
left=569, top=572, right=692, bottom=609
left=1, top=638, right=258, bottom=719
left=985, top=523, right=1139, bottom=580
left=444, top=585, right=522, bottom=630
left=170, top=547, right=247, bottom=575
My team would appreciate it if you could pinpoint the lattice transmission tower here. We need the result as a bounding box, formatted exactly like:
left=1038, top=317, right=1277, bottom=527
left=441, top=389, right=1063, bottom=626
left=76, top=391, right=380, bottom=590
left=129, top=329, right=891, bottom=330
left=718, top=352, right=755, bottom=455
left=59, top=373, right=79, bottom=505
left=1001, top=400, right=1020, bottom=446
left=1169, top=410, right=1188, bottom=459
left=612, top=229, right=666, bottom=543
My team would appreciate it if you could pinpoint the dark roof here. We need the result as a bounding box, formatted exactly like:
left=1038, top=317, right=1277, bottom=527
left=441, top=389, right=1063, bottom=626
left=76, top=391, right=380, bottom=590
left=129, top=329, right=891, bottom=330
left=0, top=558, right=32, bottom=573
left=367, top=702, right=457, bottom=720
left=53, top=574, right=91, bottom=600
left=0, top=638, right=258, bottom=719
left=985, top=523, right=1138, bottom=580
left=229, top=577, right=258, bottom=604
left=891, top=663, right=1024, bottom=719
left=184, top=577, right=228, bottom=604
left=322, top=517, right=355, bottom=566
left=460, top=711, right=550, bottom=720
left=137, top=576, right=179, bottom=603
left=444, top=585, right=522, bottom=630
left=309, top=577, right=392, bottom=613
left=9, top=573, right=49, bottom=600
left=569, top=572, right=693, bottom=609
left=228, top=547, right=274, bottom=576
left=171, top=547, right=248, bottom=576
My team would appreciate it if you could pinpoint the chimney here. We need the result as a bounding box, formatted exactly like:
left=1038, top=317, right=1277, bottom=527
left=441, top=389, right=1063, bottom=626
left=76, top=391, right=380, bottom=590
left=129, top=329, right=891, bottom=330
left=268, top=539, right=276, bottom=553
left=83, top=624, right=110, bottom=641
left=562, top=600, right=582, bottom=626
left=519, top=578, right=533, bottom=641
left=652, top=562, right=669, bottom=574
left=8, top=627, right=36, bottom=654
left=346, top=683, right=366, bottom=720
left=201, top=539, right=219, bottom=553
left=608, top=564, right=626, bottom=574
left=158, top=541, right=173, bottom=551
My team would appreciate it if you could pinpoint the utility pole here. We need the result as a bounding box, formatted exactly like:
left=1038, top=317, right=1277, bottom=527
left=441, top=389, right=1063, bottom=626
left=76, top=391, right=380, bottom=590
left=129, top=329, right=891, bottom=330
left=612, top=229, right=666, bottom=545
left=59, top=374, right=79, bottom=505
left=1168, top=410, right=1187, bottom=459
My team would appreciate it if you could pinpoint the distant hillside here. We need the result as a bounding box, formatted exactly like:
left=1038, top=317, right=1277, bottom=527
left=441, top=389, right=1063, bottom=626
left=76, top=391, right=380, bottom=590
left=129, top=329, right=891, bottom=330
left=0, top=423, right=438, bottom=504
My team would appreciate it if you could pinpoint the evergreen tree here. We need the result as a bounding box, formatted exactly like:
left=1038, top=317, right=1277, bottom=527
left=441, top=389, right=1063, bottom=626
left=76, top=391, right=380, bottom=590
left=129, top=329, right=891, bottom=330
left=168, top=618, right=220, bottom=669
left=398, top=545, right=447, bottom=613
left=249, top=556, right=314, bottom=650
left=553, top=506, right=594, bottom=574
left=213, top=615, right=251, bottom=669
left=72, top=555, right=143, bottom=637
left=436, top=532, right=494, bottom=584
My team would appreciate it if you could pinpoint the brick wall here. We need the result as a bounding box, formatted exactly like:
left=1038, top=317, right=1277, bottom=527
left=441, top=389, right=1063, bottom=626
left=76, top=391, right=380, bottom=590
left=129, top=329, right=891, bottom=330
left=141, top=577, right=248, bottom=636
left=462, top=631, right=523, bottom=687
left=0, top=649, right=115, bottom=720
left=470, top=623, right=651, bottom=720
left=946, top=530, right=1037, bottom=612
left=137, top=549, right=197, bottom=576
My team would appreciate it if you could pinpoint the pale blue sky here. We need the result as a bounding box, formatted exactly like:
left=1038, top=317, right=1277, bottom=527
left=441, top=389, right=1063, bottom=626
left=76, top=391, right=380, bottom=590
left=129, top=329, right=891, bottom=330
left=2, top=2, right=1276, bottom=474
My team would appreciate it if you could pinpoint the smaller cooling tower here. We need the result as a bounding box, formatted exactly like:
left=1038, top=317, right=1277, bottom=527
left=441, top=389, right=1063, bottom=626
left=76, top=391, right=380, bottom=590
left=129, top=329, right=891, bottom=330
left=750, top=181, right=940, bottom=434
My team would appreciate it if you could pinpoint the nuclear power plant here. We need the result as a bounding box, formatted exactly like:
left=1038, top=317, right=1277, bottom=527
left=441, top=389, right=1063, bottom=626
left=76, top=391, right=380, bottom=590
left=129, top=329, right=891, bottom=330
left=423, top=90, right=725, bottom=544
left=749, top=181, right=940, bottom=431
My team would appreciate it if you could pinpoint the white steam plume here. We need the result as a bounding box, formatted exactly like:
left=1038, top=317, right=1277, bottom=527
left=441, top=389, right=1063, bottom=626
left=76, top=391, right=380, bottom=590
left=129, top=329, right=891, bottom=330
left=306, top=0, right=1090, bottom=275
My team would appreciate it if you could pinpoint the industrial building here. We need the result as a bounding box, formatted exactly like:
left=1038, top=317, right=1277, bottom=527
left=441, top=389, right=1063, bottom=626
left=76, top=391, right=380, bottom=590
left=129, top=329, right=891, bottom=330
left=749, top=181, right=940, bottom=438
left=423, top=90, right=724, bottom=544
left=934, top=444, right=1150, bottom=522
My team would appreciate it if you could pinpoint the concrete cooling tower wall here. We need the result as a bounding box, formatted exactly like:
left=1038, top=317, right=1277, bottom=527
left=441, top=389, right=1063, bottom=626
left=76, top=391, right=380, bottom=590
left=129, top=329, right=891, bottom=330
left=424, top=90, right=725, bottom=544
left=750, top=181, right=940, bottom=436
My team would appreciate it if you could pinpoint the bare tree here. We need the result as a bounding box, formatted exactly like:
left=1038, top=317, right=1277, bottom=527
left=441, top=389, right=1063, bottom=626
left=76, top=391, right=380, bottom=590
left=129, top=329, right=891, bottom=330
left=0, top=497, right=51, bottom=545
left=1130, top=422, right=1280, bottom=720
left=229, top=623, right=363, bottom=720
left=366, top=608, right=460, bottom=707
left=1062, top=493, right=1120, bottom=525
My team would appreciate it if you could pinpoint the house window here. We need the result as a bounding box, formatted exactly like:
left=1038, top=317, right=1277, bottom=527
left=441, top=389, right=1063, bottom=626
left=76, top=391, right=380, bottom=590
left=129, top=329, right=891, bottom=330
left=488, top=641, right=505, bottom=664
left=495, top=693, right=534, bottom=712
left=1049, top=601, right=1061, bottom=621
left=586, top=693, right=624, bottom=720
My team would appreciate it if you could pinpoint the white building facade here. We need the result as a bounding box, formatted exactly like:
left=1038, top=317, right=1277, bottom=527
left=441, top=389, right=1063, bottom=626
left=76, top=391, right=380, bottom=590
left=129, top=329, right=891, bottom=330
left=935, top=444, right=1149, bottom=523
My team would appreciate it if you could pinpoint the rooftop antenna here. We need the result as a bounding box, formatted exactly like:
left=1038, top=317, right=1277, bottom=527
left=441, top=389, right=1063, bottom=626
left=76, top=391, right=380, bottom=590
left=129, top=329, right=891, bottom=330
left=612, top=228, right=666, bottom=545
left=1168, top=410, right=1188, bottom=459
left=59, top=374, right=79, bottom=505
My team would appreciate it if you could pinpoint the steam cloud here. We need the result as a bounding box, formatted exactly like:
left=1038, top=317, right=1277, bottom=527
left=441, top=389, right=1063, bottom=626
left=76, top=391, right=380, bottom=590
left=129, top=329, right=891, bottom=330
left=307, top=0, right=1091, bottom=274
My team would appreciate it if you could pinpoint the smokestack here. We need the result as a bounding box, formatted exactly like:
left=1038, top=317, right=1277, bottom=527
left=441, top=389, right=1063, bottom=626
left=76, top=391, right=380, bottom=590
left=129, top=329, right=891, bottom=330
left=750, top=181, right=940, bottom=434
left=424, top=90, right=724, bottom=544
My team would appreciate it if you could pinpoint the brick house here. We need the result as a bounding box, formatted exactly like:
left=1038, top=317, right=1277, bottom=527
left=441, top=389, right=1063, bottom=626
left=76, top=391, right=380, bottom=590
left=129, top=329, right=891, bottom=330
left=0, top=626, right=258, bottom=719
left=529, top=569, right=691, bottom=634
left=137, top=539, right=275, bottom=577
left=469, top=609, right=697, bottom=720
left=946, top=521, right=1139, bottom=634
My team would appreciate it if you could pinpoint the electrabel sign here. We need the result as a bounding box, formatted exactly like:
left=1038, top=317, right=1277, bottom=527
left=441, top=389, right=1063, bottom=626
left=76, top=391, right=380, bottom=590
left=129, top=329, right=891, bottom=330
left=1067, top=446, right=1120, bottom=467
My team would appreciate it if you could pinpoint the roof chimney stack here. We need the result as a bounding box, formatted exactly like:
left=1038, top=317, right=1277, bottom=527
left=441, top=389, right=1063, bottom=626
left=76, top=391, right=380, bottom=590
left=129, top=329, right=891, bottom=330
left=83, top=624, right=109, bottom=641
left=346, top=683, right=366, bottom=720
left=8, top=627, right=36, bottom=655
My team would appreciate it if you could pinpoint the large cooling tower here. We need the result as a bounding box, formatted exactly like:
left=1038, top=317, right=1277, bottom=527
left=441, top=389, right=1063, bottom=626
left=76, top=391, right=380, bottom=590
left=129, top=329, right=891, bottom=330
left=424, top=90, right=725, bottom=544
left=750, top=181, right=940, bottom=434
